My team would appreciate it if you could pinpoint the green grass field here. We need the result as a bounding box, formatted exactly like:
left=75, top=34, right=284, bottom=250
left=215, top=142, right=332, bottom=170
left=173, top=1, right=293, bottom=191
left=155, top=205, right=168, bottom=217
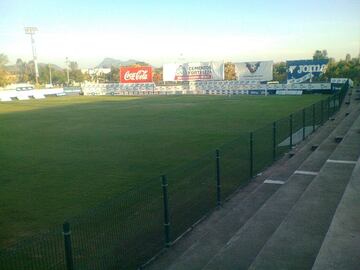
left=0, top=94, right=327, bottom=248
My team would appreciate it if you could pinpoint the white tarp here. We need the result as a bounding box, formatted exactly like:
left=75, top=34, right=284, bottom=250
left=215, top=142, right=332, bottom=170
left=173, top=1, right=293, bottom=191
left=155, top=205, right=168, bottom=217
left=234, top=61, right=273, bottom=82
left=0, top=88, right=64, bottom=102
left=163, top=62, right=224, bottom=81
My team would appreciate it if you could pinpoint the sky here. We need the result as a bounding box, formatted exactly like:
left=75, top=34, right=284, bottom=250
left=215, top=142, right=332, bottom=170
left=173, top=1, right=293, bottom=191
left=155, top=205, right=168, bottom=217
left=0, top=0, right=359, bottom=68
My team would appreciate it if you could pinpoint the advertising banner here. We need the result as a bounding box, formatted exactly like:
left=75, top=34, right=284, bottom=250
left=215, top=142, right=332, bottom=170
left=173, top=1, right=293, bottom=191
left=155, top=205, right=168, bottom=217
left=163, top=62, right=224, bottom=81
left=234, top=61, right=273, bottom=82
left=287, top=59, right=328, bottom=83
left=119, top=66, right=153, bottom=83
left=331, top=78, right=353, bottom=87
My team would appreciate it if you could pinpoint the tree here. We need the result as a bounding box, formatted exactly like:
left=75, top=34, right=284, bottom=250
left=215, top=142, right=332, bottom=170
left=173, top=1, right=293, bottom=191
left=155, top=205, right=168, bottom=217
left=16, top=58, right=27, bottom=82
left=66, top=61, right=85, bottom=84
left=38, top=64, right=50, bottom=84
left=313, top=49, right=328, bottom=60
left=106, top=66, right=120, bottom=82
left=82, top=72, right=91, bottom=82
left=70, top=69, right=84, bottom=83
left=69, top=61, right=78, bottom=71
left=0, top=69, right=11, bottom=87
left=0, top=54, right=8, bottom=67
left=26, top=60, right=36, bottom=83
left=273, top=62, right=287, bottom=82
left=324, top=56, right=360, bottom=85
left=224, top=62, right=236, bottom=80
left=51, top=69, right=67, bottom=85
left=0, top=53, right=16, bottom=87
left=345, top=53, right=351, bottom=62
left=153, top=67, right=163, bottom=84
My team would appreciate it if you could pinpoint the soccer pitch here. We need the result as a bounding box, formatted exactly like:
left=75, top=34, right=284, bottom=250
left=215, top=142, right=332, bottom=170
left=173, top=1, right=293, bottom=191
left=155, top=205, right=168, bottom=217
left=0, top=94, right=326, bottom=247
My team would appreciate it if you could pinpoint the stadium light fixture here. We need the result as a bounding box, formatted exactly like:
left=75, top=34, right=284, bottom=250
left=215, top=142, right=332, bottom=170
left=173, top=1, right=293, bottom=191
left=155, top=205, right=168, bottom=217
left=24, top=27, right=39, bottom=84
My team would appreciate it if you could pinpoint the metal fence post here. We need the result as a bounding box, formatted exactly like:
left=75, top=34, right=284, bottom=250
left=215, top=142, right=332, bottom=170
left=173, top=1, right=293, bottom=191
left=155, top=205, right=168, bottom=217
left=161, top=175, right=171, bottom=247
left=339, top=89, right=343, bottom=104
left=302, top=108, right=306, bottom=140
left=63, top=222, right=74, bottom=270
left=289, top=114, right=293, bottom=149
left=339, top=92, right=341, bottom=109
left=327, top=96, right=330, bottom=119
left=250, top=132, right=253, bottom=179
left=272, top=121, right=276, bottom=161
left=216, top=149, right=221, bottom=207
left=312, top=104, right=315, bottom=132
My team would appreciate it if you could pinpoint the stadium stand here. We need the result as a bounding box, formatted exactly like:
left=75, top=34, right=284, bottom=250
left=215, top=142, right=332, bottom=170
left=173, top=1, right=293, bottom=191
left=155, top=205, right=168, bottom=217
left=81, top=82, right=156, bottom=96
left=0, top=79, right=349, bottom=101
left=81, top=81, right=335, bottom=96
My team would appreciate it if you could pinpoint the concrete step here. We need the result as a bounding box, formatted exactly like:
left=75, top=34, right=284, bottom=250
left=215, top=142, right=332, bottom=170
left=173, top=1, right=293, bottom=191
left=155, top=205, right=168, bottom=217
left=311, top=154, right=360, bottom=267
left=200, top=103, right=359, bottom=270
left=248, top=113, right=360, bottom=270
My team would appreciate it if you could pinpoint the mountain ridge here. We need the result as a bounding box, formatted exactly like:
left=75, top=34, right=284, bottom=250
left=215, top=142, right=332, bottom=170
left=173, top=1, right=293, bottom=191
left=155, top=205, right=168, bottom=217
left=97, top=58, right=150, bottom=68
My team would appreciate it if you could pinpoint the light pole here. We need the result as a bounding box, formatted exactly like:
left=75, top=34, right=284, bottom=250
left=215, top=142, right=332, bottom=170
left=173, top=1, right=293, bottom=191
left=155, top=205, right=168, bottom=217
left=65, top=57, right=70, bottom=85
left=24, top=27, right=39, bottom=84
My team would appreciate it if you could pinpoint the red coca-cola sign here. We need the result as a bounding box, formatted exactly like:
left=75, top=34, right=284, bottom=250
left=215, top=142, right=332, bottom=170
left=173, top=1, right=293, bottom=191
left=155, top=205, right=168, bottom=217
left=119, top=66, right=153, bottom=83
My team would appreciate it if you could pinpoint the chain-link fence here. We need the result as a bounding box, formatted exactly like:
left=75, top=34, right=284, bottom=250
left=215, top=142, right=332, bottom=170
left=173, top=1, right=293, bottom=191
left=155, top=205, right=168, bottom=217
left=0, top=83, right=349, bottom=269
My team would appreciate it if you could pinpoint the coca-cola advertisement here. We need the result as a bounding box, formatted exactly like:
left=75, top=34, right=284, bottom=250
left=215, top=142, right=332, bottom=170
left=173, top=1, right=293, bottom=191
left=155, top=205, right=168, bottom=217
left=119, top=66, right=153, bottom=83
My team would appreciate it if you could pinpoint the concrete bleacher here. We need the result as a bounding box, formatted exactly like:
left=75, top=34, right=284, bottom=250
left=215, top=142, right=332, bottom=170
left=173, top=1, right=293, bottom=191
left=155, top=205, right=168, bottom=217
left=312, top=156, right=360, bottom=270
left=146, top=89, right=360, bottom=270
left=81, top=82, right=334, bottom=96
left=248, top=112, right=360, bottom=270
left=82, top=83, right=156, bottom=96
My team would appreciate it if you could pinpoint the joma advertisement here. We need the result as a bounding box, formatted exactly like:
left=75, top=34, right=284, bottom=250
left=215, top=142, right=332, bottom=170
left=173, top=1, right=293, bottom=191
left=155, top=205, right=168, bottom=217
left=163, top=62, right=224, bottom=81
left=287, top=59, right=328, bottom=83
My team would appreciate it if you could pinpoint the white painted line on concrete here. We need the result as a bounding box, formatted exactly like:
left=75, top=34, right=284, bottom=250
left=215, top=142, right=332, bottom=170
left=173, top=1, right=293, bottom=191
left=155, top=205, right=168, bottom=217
left=327, top=159, right=358, bottom=165
left=294, top=170, right=319, bottom=176
left=264, top=179, right=285, bottom=185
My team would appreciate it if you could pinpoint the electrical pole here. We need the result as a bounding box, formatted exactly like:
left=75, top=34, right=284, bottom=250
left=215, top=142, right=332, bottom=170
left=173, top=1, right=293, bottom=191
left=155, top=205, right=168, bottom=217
left=24, top=27, right=39, bottom=84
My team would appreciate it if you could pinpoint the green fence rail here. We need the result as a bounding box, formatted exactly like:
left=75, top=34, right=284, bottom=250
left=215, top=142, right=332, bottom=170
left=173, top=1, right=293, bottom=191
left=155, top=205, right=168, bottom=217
left=0, top=83, right=349, bottom=269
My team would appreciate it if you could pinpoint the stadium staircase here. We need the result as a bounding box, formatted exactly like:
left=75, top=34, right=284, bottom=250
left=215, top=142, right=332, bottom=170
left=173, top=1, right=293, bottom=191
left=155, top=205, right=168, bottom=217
left=146, top=89, right=360, bottom=270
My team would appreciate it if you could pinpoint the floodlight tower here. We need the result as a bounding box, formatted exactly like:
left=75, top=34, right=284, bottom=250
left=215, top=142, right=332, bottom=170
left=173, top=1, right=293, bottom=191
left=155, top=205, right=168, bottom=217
left=24, top=27, right=39, bottom=84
